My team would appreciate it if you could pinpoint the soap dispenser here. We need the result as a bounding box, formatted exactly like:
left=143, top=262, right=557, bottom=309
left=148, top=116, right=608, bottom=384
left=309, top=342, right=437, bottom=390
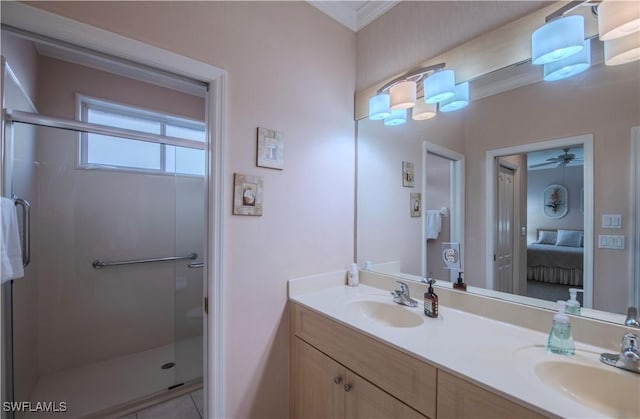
left=565, top=288, right=583, bottom=315
left=547, top=300, right=575, bottom=355
left=423, top=279, right=439, bottom=318
left=453, top=271, right=466, bottom=291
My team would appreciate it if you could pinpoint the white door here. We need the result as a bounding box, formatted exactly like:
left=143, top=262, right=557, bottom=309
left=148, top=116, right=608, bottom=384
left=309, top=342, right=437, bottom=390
left=495, top=165, right=515, bottom=293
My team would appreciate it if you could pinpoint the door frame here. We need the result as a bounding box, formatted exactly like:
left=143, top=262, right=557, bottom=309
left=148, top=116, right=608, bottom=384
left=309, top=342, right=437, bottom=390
left=1, top=3, right=227, bottom=417
left=631, top=126, right=640, bottom=308
left=422, top=142, right=465, bottom=282
left=485, top=134, right=594, bottom=308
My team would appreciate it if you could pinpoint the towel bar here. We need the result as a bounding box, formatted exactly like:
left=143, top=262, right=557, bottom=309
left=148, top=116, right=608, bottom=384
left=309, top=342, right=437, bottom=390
left=92, top=252, right=197, bottom=269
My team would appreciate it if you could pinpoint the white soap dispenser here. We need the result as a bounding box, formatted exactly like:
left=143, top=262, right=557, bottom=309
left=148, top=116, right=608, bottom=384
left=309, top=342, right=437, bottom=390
left=565, top=288, right=583, bottom=315
left=347, top=263, right=359, bottom=287
left=547, top=300, right=575, bottom=356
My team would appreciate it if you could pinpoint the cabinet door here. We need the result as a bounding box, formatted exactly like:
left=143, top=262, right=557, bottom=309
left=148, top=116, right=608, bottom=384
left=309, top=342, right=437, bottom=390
left=345, top=370, right=428, bottom=419
left=437, top=371, right=547, bottom=419
left=292, top=338, right=346, bottom=419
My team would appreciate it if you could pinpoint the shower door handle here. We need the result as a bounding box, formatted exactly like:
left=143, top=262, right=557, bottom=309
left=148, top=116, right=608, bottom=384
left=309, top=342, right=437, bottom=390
left=188, top=262, right=205, bottom=269
left=13, top=196, right=31, bottom=267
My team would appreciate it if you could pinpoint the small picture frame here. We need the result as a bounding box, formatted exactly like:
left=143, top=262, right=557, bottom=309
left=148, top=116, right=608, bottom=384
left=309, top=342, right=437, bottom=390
left=402, top=161, right=414, bottom=187
left=543, top=184, right=568, bottom=219
left=410, top=192, right=422, bottom=217
left=233, top=173, right=263, bottom=216
left=257, top=127, right=284, bottom=170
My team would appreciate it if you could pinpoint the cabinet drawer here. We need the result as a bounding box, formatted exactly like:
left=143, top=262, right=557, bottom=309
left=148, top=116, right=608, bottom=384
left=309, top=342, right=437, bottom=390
left=293, top=304, right=437, bottom=419
left=437, top=370, right=548, bottom=419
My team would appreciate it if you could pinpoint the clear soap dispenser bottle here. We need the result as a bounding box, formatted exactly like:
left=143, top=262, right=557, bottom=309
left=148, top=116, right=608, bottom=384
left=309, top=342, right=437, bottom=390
left=547, top=300, right=575, bottom=355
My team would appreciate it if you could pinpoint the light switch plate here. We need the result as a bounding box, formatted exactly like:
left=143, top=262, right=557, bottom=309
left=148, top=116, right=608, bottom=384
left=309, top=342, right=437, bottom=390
left=602, top=214, right=622, bottom=229
left=598, top=235, right=625, bottom=249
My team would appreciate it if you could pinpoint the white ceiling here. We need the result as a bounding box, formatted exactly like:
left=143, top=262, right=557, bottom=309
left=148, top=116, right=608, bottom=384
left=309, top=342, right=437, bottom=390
left=307, top=0, right=400, bottom=32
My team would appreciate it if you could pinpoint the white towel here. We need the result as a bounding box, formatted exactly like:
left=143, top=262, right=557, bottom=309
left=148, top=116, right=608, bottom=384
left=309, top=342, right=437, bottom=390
left=425, top=210, right=442, bottom=240
left=1, top=197, right=24, bottom=282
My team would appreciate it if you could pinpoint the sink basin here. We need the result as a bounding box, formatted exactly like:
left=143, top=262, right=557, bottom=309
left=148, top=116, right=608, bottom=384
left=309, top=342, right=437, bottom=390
left=535, top=361, right=640, bottom=418
left=348, top=300, right=424, bottom=328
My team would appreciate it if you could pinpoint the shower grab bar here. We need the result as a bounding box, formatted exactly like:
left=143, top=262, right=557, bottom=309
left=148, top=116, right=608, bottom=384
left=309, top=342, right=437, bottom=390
left=13, top=196, right=30, bottom=267
left=4, top=109, right=205, bottom=151
left=188, top=262, right=205, bottom=269
left=92, top=252, right=197, bottom=269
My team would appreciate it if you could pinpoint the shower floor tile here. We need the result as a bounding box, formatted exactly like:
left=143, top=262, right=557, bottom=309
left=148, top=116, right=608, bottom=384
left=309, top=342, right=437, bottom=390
left=24, top=336, right=202, bottom=419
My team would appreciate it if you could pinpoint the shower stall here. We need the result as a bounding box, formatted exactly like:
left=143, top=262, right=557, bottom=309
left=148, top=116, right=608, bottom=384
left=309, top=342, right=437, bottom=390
left=1, top=34, right=207, bottom=418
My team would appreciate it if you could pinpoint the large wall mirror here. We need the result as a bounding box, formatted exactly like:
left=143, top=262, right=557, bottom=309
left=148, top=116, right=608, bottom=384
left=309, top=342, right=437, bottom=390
left=356, top=34, right=640, bottom=323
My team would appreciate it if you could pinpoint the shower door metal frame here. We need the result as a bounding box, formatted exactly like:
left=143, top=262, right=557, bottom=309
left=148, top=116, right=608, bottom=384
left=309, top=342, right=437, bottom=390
left=1, top=4, right=228, bottom=416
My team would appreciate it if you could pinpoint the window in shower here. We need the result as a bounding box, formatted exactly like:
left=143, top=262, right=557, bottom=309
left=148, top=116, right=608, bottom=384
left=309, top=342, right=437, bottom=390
left=78, top=95, right=206, bottom=176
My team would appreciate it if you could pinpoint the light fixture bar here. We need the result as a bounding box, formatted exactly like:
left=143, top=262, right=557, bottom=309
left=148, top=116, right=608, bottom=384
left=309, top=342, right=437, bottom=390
left=545, top=0, right=594, bottom=22
left=376, top=63, right=446, bottom=94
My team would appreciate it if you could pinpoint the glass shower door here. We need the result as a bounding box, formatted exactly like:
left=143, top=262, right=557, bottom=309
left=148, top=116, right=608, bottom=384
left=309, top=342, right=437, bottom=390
left=170, top=139, right=205, bottom=388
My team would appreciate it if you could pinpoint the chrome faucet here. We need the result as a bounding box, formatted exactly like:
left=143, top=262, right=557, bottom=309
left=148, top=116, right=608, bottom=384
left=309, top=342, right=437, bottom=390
left=625, top=306, right=640, bottom=328
left=600, top=333, right=640, bottom=374
left=390, top=281, right=418, bottom=307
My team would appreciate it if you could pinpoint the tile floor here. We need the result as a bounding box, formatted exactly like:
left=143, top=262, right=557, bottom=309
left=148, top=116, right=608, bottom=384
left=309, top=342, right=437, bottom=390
left=121, top=389, right=203, bottom=419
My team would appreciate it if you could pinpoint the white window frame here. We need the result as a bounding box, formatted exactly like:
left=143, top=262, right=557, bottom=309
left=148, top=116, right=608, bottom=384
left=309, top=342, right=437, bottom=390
left=76, top=94, right=205, bottom=176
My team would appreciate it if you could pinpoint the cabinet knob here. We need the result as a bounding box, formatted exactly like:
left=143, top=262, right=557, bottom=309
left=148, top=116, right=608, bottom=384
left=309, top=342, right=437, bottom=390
left=344, top=384, right=352, bottom=392
left=333, top=376, right=342, bottom=384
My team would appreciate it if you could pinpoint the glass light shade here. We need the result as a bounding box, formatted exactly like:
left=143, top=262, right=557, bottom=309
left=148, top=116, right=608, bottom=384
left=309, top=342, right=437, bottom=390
left=412, top=101, right=437, bottom=120
left=368, top=93, right=391, bottom=120
left=424, top=70, right=456, bottom=104
left=390, top=81, right=417, bottom=110
left=439, top=82, right=469, bottom=113
left=383, top=108, right=407, bottom=126
left=531, top=15, right=585, bottom=65
left=543, top=40, right=591, bottom=81
left=605, top=31, right=640, bottom=65
left=598, top=0, right=640, bottom=41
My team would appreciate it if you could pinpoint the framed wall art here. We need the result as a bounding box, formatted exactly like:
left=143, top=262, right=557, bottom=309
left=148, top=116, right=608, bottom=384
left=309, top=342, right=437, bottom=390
left=402, top=161, right=414, bottom=187
left=233, top=173, right=263, bottom=216
left=543, top=184, right=568, bottom=219
left=257, top=127, right=284, bottom=170
left=410, top=192, right=422, bottom=217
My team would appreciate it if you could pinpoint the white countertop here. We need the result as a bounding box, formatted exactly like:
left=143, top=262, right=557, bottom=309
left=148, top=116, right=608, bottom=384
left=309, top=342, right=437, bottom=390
left=289, top=282, right=638, bottom=419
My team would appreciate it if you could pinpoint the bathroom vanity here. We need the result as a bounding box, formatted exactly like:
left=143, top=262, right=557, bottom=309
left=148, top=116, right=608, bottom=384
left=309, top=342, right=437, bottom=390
left=288, top=270, right=640, bottom=419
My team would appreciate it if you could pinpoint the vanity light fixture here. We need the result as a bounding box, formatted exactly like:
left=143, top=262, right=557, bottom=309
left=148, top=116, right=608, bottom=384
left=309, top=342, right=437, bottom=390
left=531, top=15, right=585, bottom=65
left=423, top=69, right=456, bottom=104
left=383, top=108, right=408, bottom=126
left=598, top=0, right=640, bottom=41
left=412, top=101, right=437, bottom=120
left=368, top=63, right=470, bottom=127
left=439, top=82, right=469, bottom=112
left=368, top=93, right=391, bottom=120
left=543, top=39, right=592, bottom=81
left=390, top=80, right=417, bottom=110
left=604, top=31, right=640, bottom=65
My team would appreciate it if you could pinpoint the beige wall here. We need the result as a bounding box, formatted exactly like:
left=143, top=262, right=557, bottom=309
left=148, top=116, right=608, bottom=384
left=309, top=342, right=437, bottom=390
left=27, top=2, right=356, bottom=417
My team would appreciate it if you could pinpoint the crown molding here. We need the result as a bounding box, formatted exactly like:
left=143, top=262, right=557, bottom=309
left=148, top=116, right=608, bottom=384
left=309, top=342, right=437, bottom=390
left=307, top=1, right=399, bottom=32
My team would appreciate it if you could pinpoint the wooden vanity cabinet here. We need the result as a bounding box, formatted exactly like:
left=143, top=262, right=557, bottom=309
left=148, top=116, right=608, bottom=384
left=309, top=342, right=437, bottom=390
left=293, top=337, right=427, bottom=419
left=437, top=371, right=546, bottom=419
left=290, top=302, right=546, bottom=419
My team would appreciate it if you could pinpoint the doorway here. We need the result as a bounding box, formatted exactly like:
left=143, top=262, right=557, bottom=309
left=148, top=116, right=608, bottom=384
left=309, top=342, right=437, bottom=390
left=485, top=134, right=594, bottom=308
left=1, top=4, right=226, bottom=417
